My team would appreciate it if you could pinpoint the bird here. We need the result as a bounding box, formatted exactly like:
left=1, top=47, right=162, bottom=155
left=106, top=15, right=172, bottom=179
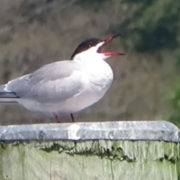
left=0, top=35, right=125, bottom=122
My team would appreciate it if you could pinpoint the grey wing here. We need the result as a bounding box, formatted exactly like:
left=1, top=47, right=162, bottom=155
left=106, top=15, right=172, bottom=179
left=28, top=61, right=81, bottom=83
left=6, top=61, right=84, bottom=103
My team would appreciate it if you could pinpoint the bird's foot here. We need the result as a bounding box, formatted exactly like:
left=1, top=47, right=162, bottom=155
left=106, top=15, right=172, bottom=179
left=70, top=113, right=75, bottom=122
left=53, top=114, right=61, bottom=123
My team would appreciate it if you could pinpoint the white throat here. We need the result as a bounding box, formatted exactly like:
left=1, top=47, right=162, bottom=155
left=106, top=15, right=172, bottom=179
left=72, top=43, right=109, bottom=64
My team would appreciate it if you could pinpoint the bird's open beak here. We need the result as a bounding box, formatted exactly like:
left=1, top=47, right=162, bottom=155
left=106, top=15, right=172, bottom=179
left=97, top=35, right=125, bottom=56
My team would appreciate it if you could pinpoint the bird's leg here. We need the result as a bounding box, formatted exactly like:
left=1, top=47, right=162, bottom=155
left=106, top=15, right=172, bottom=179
left=53, top=114, right=61, bottom=123
left=70, top=113, right=75, bottom=122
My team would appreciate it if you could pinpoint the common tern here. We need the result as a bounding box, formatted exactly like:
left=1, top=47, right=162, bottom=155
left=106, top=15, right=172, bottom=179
left=0, top=35, right=125, bottom=122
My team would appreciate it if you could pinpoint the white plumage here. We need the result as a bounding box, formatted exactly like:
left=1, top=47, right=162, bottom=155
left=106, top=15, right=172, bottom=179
left=0, top=35, right=124, bottom=121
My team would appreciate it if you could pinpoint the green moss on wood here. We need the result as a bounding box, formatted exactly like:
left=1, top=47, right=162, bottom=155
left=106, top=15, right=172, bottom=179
left=0, top=140, right=179, bottom=180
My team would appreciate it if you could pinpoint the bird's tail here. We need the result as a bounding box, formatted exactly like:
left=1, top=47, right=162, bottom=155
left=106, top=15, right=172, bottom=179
left=0, top=85, right=19, bottom=103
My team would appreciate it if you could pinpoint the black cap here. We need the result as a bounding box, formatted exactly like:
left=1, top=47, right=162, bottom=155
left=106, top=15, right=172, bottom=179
left=71, top=38, right=101, bottom=59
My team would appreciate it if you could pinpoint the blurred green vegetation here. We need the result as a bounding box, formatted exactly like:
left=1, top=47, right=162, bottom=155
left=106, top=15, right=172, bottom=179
left=0, top=0, right=180, bottom=124
left=109, top=0, right=180, bottom=127
left=169, top=83, right=180, bottom=128
left=110, top=0, right=180, bottom=52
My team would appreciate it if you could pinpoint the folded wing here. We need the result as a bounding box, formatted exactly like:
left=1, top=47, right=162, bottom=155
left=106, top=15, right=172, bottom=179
left=4, top=61, right=84, bottom=103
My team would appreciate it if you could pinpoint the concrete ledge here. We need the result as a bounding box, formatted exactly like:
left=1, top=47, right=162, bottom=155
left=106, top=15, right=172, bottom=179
left=0, top=121, right=179, bottom=142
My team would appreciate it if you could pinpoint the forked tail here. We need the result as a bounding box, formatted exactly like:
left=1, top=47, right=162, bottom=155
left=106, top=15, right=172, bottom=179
left=0, top=85, right=19, bottom=103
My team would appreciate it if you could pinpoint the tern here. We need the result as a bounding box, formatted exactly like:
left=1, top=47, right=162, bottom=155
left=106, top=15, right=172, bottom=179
left=0, top=35, right=124, bottom=122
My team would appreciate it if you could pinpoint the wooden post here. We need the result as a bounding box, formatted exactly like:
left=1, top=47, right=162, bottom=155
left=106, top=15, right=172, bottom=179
left=0, top=121, right=179, bottom=180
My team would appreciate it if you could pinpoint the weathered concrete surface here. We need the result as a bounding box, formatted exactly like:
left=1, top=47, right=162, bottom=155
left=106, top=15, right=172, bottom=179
left=0, top=121, right=179, bottom=180
left=0, top=121, right=179, bottom=142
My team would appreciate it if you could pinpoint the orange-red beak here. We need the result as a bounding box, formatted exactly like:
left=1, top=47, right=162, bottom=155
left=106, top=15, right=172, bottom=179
left=97, top=35, right=125, bottom=56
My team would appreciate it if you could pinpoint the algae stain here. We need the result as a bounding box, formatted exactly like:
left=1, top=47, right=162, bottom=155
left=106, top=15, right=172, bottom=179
left=110, top=160, right=114, bottom=180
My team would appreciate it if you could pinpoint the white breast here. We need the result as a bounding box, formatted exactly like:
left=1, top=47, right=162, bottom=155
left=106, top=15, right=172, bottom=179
left=64, top=60, right=114, bottom=113
left=17, top=58, right=114, bottom=116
